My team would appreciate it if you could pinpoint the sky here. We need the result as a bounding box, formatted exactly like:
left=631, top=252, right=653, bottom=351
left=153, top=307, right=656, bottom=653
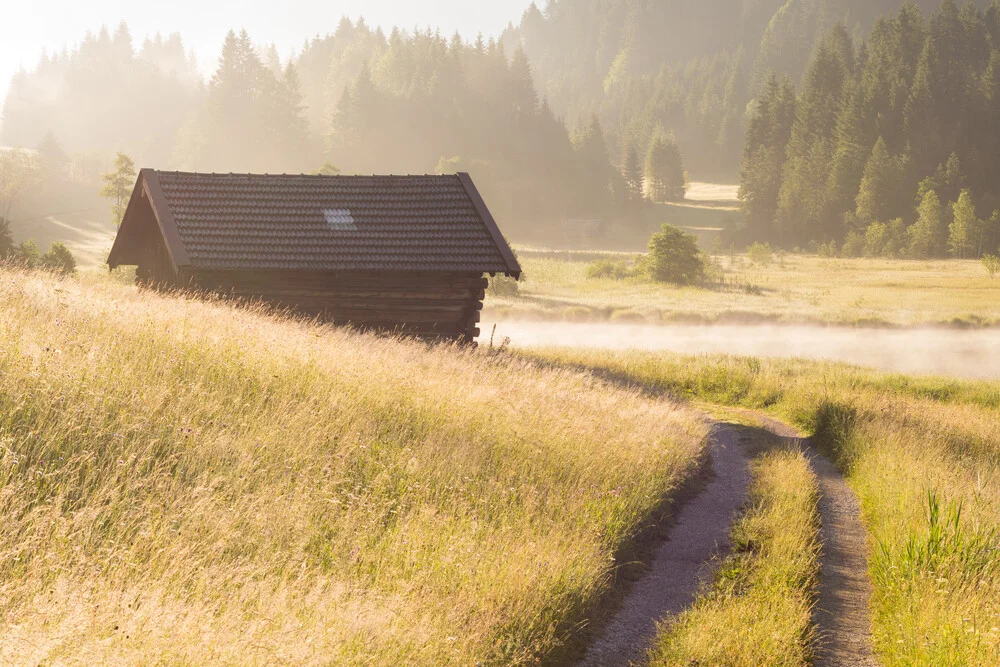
left=0, top=0, right=536, bottom=104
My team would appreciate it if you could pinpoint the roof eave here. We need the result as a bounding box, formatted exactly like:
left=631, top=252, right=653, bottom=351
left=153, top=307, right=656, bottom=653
left=456, top=172, right=522, bottom=278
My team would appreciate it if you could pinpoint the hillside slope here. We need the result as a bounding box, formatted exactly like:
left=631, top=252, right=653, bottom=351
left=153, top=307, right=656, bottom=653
left=0, top=268, right=707, bottom=664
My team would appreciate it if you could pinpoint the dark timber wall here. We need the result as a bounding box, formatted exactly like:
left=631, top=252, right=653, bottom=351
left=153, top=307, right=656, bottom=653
left=163, top=269, right=487, bottom=343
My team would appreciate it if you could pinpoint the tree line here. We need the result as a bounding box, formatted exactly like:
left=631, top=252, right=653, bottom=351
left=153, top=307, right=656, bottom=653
left=739, top=0, right=1000, bottom=258
left=0, top=20, right=688, bottom=243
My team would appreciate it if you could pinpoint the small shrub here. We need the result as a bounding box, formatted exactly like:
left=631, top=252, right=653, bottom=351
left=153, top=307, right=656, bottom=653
left=610, top=309, right=647, bottom=324
left=562, top=306, right=593, bottom=322
left=586, top=258, right=639, bottom=280
left=647, top=224, right=705, bottom=285
left=818, top=241, right=839, bottom=258
left=14, top=240, right=41, bottom=268
left=842, top=231, right=865, bottom=258
left=746, top=242, right=773, bottom=266
left=983, top=254, right=1000, bottom=279
left=487, top=274, right=520, bottom=297
left=42, top=241, right=76, bottom=274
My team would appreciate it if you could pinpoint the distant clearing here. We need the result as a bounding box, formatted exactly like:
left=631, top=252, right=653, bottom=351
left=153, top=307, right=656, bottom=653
left=489, top=254, right=1000, bottom=329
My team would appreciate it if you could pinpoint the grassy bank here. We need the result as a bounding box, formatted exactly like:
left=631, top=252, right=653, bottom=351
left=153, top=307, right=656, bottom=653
left=527, top=349, right=1000, bottom=665
left=648, top=439, right=820, bottom=666
left=488, top=254, right=1000, bottom=328
left=0, top=268, right=708, bottom=664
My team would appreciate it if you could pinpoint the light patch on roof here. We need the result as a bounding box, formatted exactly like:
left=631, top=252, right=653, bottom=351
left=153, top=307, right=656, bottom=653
left=324, top=208, right=357, bottom=231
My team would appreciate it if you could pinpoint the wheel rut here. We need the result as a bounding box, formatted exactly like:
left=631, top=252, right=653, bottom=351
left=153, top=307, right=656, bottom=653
left=577, top=423, right=751, bottom=667
left=575, top=410, right=877, bottom=667
left=751, top=414, right=878, bottom=667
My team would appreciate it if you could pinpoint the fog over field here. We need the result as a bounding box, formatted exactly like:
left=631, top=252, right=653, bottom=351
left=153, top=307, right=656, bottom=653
left=485, top=321, right=1000, bottom=379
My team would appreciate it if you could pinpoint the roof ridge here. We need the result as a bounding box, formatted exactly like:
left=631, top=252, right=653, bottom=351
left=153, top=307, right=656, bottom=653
left=155, top=170, right=459, bottom=179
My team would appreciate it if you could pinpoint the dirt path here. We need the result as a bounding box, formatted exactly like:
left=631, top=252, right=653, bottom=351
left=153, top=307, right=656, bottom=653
left=575, top=411, right=877, bottom=666
left=752, top=414, right=878, bottom=667
left=577, top=424, right=751, bottom=667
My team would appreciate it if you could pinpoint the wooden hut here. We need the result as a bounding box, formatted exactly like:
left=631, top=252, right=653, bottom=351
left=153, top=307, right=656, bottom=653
left=107, top=170, right=521, bottom=343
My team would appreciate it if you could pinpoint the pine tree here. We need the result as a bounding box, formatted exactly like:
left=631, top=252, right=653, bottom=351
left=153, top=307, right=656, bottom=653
left=949, top=190, right=978, bottom=258
left=908, top=189, right=943, bottom=259
left=99, top=152, right=136, bottom=226
left=644, top=130, right=686, bottom=203
left=739, top=75, right=796, bottom=241
left=622, top=145, right=642, bottom=200
left=856, top=137, right=905, bottom=224
left=509, top=47, right=538, bottom=118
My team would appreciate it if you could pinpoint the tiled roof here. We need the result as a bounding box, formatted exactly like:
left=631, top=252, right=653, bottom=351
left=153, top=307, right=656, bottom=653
left=138, top=171, right=519, bottom=274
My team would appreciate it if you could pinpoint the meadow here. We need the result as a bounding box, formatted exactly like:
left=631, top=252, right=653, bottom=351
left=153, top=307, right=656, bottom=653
left=528, top=348, right=1000, bottom=666
left=488, top=252, right=1000, bottom=328
left=0, top=267, right=709, bottom=664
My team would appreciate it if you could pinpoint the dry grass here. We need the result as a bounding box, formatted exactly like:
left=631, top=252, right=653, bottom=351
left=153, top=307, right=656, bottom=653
left=488, top=254, right=1000, bottom=327
left=0, top=267, right=709, bottom=665
left=648, top=443, right=819, bottom=667
left=527, top=348, right=1000, bottom=666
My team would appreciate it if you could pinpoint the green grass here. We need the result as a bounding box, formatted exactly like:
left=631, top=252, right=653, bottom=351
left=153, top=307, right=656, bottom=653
left=648, top=439, right=820, bottom=667
left=526, top=348, right=1000, bottom=666
left=0, top=267, right=709, bottom=664
left=489, top=253, right=1000, bottom=328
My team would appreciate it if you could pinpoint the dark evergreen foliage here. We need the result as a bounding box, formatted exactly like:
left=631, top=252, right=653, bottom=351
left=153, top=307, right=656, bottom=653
left=738, top=0, right=1000, bottom=256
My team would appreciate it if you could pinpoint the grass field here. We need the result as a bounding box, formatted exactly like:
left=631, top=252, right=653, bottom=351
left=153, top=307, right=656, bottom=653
left=648, top=438, right=820, bottom=666
left=0, top=267, right=709, bottom=664
left=489, top=253, right=1000, bottom=328
left=528, top=348, right=1000, bottom=666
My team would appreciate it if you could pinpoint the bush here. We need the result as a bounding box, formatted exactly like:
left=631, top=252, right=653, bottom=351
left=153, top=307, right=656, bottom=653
left=647, top=224, right=705, bottom=285
left=14, top=240, right=41, bottom=267
left=842, top=231, right=865, bottom=258
left=42, top=241, right=76, bottom=274
left=983, top=254, right=1000, bottom=279
left=746, top=242, right=773, bottom=266
left=487, top=274, right=520, bottom=297
left=586, top=258, right=640, bottom=280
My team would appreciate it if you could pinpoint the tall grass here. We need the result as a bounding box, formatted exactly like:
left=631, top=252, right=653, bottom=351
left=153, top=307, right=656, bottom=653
left=528, top=348, right=1000, bottom=665
left=648, top=442, right=820, bottom=666
left=0, top=268, right=708, bottom=664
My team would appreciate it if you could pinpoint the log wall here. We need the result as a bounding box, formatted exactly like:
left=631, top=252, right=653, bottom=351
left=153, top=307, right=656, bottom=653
left=178, top=269, right=487, bottom=343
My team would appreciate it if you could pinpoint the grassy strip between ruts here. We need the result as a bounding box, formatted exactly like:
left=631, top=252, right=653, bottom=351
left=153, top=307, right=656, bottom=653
left=524, top=349, right=1000, bottom=666
left=0, top=267, right=709, bottom=665
left=647, top=435, right=820, bottom=667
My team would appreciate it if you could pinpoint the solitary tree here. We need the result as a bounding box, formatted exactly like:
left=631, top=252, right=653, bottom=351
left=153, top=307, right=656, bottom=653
left=647, top=224, right=704, bottom=284
left=100, top=152, right=137, bottom=226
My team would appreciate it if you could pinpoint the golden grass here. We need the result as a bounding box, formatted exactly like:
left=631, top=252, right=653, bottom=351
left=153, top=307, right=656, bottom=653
left=527, top=348, right=1000, bottom=665
left=488, top=254, right=1000, bottom=327
left=0, top=268, right=709, bottom=664
left=648, top=443, right=820, bottom=667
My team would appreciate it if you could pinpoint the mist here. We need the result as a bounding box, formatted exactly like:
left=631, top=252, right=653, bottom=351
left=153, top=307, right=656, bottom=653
left=481, top=321, right=1000, bottom=380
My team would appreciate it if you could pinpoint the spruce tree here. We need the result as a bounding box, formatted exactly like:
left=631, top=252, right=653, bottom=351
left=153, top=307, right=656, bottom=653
left=856, top=137, right=904, bottom=224
left=949, top=190, right=978, bottom=258
left=909, top=189, right=943, bottom=258
left=622, top=146, right=642, bottom=200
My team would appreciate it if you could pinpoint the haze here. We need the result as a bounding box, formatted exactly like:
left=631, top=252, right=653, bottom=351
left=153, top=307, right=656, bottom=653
left=0, top=0, right=534, bottom=104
